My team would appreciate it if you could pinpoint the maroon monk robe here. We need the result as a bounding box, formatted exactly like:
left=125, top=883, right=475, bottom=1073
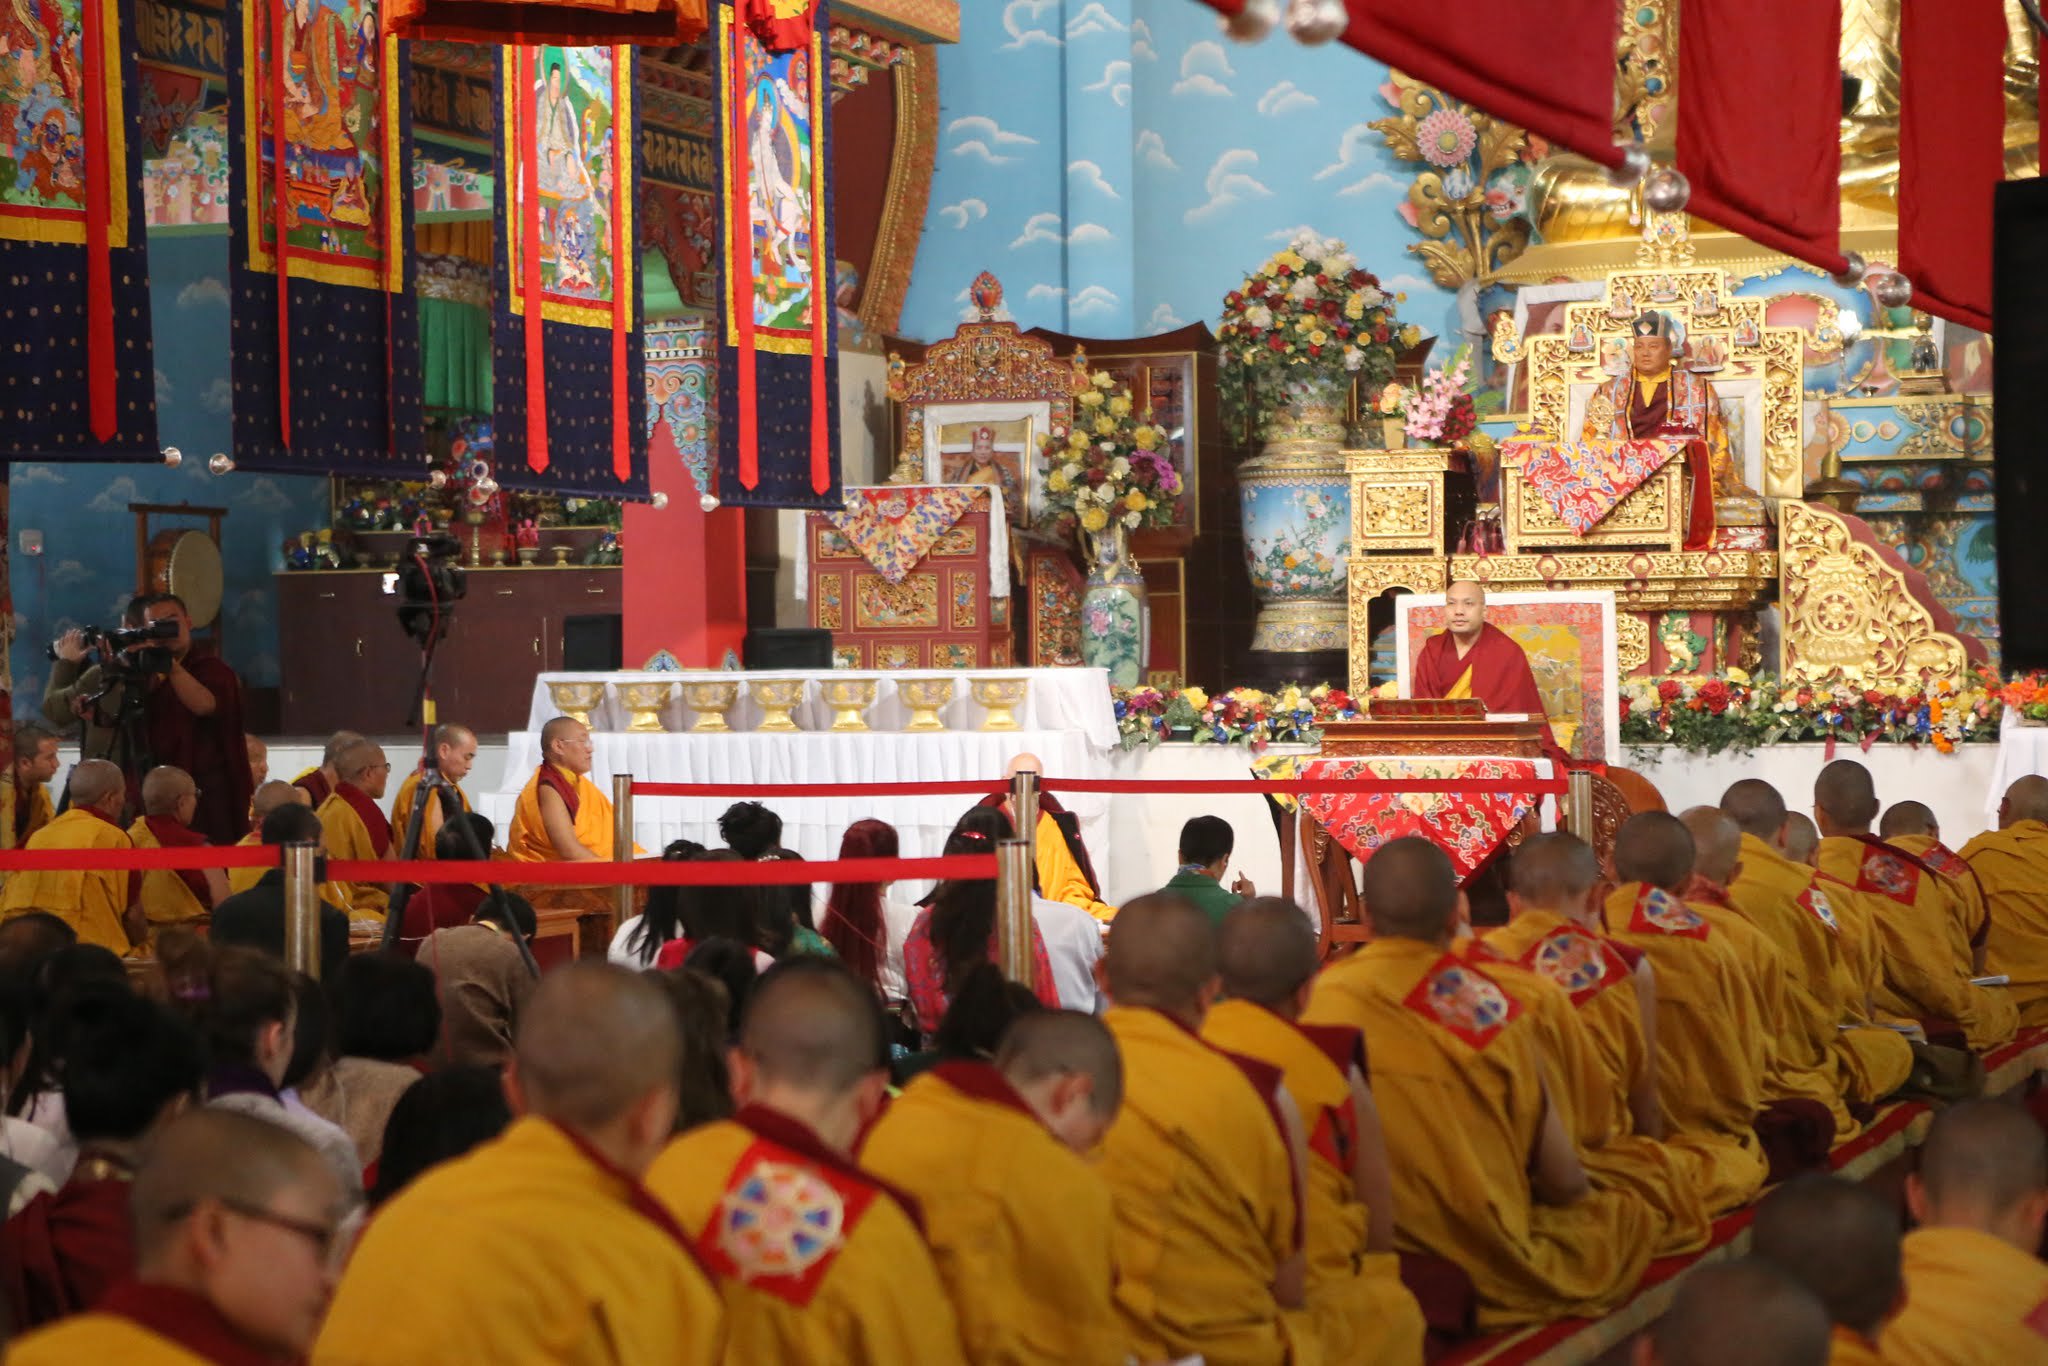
left=141, top=814, right=214, bottom=908
left=0, top=1175, right=135, bottom=1331
left=295, top=771, right=333, bottom=808
left=333, top=781, right=395, bottom=858
left=90, top=1281, right=280, bottom=1365
left=139, top=654, right=252, bottom=846
left=1411, top=623, right=1567, bottom=762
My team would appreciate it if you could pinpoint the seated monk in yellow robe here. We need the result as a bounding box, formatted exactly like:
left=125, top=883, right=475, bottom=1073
left=978, top=753, right=1115, bottom=921
left=1881, top=799, right=1990, bottom=975
left=229, top=780, right=310, bottom=897
left=315, top=963, right=725, bottom=1364
left=861, top=1012, right=1127, bottom=1365
left=1720, top=781, right=1914, bottom=1114
left=0, top=760, right=139, bottom=955
left=1097, top=893, right=1304, bottom=1364
left=1305, top=838, right=1655, bottom=1331
left=1472, top=834, right=1712, bottom=1254
left=1749, top=1174, right=1906, bottom=1365
left=1603, top=814, right=1771, bottom=1213
left=4, top=722, right=60, bottom=855
left=509, top=717, right=619, bottom=862
left=1203, top=899, right=1426, bottom=1365
left=128, top=765, right=229, bottom=940
left=9, top=1110, right=346, bottom=1366
left=292, top=729, right=362, bottom=811
left=647, top=959, right=965, bottom=1364
left=1883, top=1098, right=2048, bottom=1365
left=390, top=723, right=478, bottom=860
left=1813, top=760, right=2017, bottom=1051
left=1960, top=775, right=2048, bottom=1028
left=317, top=740, right=395, bottom=921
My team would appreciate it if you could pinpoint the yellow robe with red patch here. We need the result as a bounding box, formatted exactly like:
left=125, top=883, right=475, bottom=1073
left=0, top=809, right=134, bottom=955
left=508, top=765, right=616, bottom=863
left=1600, top=883, right=1770, bottom=1213
left=1099, top=1005, right=1298, bottom=1364
left=1730, top=835, right=1914, bottom=1108
left=1815, top=835, right=2017, bottom=1051
left=1201, top=998, right=1425, bottom=1366
left=647, top=1106, right=964, bottom=1365
left=1473, top=912, right=1711, bottom=1255
left=1890, top=833, right=1990, bottom=975
left=1879, top=1225, right=2048, bottom=1366
left=312, top=1117, right=724, bottom=1365
left=224, top=833, right=350, bottom=911
left=1960, top=819, right=2048, bottom=1027
left=126, top=816, right=209, bottom=933
left=390, top=770, right=473, bottom=860
left=1305, top=937, right=1656, bottom=1330
left=858, top=1063, right=1124, bottom=1366
left=317, top=792, right=389, bottom=921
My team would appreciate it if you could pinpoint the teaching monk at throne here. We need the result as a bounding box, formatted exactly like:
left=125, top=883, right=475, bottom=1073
left=1411, top=581, right=1569, bottom=764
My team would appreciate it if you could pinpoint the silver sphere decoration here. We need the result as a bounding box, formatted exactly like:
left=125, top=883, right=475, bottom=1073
left=700, top=492, right=720, bottom=512
left=1283, top=0, right=1346, bottom=44
left=473, top=475, right=499, bottom=497
left=1831, top=251, right=1868, bottom=288
left=1607, top=145, right=1651, bottom=187
left=650, top=491, right=670, bottom=510
left=1221, top=0, right=1279, bottom=42
left=427, top=468, right=449, bottom=489
left=160, top=445, right=182, bottom=468
left=207, top=453, right=234, bottom=476
left=1641, top=166, right=1691, bottom=213
left=1871, top=270, right=1915, bottom=309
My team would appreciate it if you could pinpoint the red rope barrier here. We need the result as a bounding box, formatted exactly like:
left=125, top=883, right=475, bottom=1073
left=327, top=855, right=998, bottom=887
left=632, top=780, right=1003, bottom=798
left=630, top=777, right=1569, bottom=798
left=0, top=846, right=280, bottom=872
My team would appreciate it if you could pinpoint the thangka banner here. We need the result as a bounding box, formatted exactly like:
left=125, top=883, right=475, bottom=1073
left=0, top=0, right=159, bottom=459
left=226, top=0, right=422, bottom=476
left=714, top=0, right=840, bottom=510
left=491, top=44, right=649, bottom=499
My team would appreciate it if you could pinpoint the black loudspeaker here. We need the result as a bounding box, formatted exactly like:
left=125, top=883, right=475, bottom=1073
left=1994, top=179, right=2048, bottom=670
left=744, top=628, right=833, bottom=670
left=562, top=614, right=623, bottom=671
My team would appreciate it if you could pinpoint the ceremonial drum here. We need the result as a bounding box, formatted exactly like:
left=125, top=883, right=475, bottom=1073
left=147, top=528, right=225, bottom=628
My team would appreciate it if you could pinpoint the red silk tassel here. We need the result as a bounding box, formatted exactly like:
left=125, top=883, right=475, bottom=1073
left=730, top=20, right=758, bottom=489
left=520, top=47, right=549, bottom=473
left=807, top=52, right=827, bottom=495
left=267, top=0, right=292, bottom=447
left=79, top=0, right=113, bottom=441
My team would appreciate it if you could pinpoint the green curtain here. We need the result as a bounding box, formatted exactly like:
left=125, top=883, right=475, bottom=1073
left=420, top=295, right=492, bottom=414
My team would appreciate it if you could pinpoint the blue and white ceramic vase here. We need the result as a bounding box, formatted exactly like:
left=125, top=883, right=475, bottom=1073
left=1238, top=371, right=1352, bottom=653
left=1079, top=522, right=1148, bottom=687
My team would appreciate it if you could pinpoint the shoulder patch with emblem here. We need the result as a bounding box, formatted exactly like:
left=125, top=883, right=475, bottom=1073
left=1923, top=843, right=1971, bottom=879
left=1518, top=926, right=1631, bottom=1005
left=1403, top=953, right=1521, bottom=1049
left=694, top=1139, right=879, bottom=1307
left=1629, top=886, right=1710, bottom=940
left=1798, top=883, right=1841, bottom=934
left=1856, top=846, right=1921, bottom=904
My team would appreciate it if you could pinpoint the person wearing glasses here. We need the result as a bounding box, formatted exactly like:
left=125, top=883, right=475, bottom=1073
left=126, top=766, right=229, bottom=947
left=316, top=739, right=396, bottom=923
left=4, top=1109, right=349, bottom=1364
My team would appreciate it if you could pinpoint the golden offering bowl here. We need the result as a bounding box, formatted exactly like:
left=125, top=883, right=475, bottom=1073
left=899, top=678, right=955, bottom=732
left=971, top=677, right=1029, bottom=732
left=748, top=678, right=807, bottom=732
left=822, top=678, right=879, bottom=732
left=681, top=680, right=741, bottom=732
left=545, top=680, right=607, bottom=728
left=618, top=681, right=675, bottom=734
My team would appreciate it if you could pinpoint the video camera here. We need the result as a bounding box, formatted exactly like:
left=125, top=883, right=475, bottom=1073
left=46, top=617, right=180, bottom=676
left=397, top=532, right=468, bottom=646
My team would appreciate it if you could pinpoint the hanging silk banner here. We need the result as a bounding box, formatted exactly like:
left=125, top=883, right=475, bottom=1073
left=491, top=44, right=649, bottom=499
left=226, top=0, right=422, bottom=476
left=714, top=0, right=840, bottom=510
left=0, top=0, right=159, bottom=460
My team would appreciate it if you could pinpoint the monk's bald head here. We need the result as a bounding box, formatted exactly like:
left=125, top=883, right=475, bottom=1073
left=998, top=1009, right=1123, bottom=1118
left=1104, top=892, right=1219, bottom=1014
left=737, top=958, right=886, bottom=1095
left=1913, top=1099, right=2048, bottom=1238
left=141, top=764, right=196, bottom=817
left=1507, top=833, right=1600, bottom=910
left=251, top=779, right=309, bottom=824
left=1363, top=837, right=1461, bottom=942
left=1814, top=759, right=1879, bottom=832
left=334, top=740, right=386, bottom=784
left=1218, top=898, right=1319, bottom=1010
left=1751, top=1175, right=1903, bottom=1339
left=321, top=730, right=364, bottom=766
left=432, top=723, right=475, bottom=751
left=1644, top=1258, right=1831, bottom=1366
left=2004, top=775, right=2048, bottom=827
left=1614, top=812, right=1695, bottom=891
left=1879, top=801, right=1938, bottom=840
left=1004, top=752, right=1043, bottom=779
left=1680, top=806, right=1742, bottom=883
left=1721, top=779, right=1789, bottom=842
left=67, top=758, right=125, bottom=812
left=131, top=1108, right=341, bottom=1265
left=1782, top=812, right=1820, bottom=865
left=513, top=962, right=680, bottom=1130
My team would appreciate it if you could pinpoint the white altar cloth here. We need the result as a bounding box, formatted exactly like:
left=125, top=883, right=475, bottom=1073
left=524, top=668, right=1116, bottom=750
left=1988, top=711, right=2048, bottom=827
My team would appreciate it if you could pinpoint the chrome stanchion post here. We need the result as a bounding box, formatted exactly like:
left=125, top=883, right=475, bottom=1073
left=612, top=773, right=635, bottom=933
left=282, top=841, right=319, bottom=979
left=1565, top=769, right=1595, bottom=842
left=996, top=837, right=1034, bottom=987
left=1010, top=768, right=1040, bottom=877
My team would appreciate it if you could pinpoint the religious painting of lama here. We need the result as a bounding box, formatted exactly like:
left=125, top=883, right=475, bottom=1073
left=738, top=28, right=818, bottom=341
left=522, top=46, right=618, bottom=303
left=935, top=419, right=1029, bottom=510
left=2, top=0, right=119, bottom=222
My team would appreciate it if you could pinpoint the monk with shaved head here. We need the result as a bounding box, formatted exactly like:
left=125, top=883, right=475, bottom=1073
left=316, top=739, right=395, bottom=920
left=1307, top=837, right=1655, bottom=1328
left=1961, top=776, right=2048, bottom=1025
left=1411, top=580, right=1567, bottom=762
left=863, top=1008, right=1127, bottom=1364
left=1203, top=898, right=1424, bottom=1363
left=227, top=778, right=312, bottom=896
left=0, top=758, right=141, bottom=953
left=1096, top=892, right=1306, bottom=1363
left=10, top=1109, right=345, bottom=1364
left=1880, top=1099, right=2048, bottom=1363
left=1634, top=1257, right=1832, bottom=1366
left=293, top=729, right=363, bottom=809
left=390, top=722, right=479, bottom=861
left=509, top=715, right=621, bottom=862
left=1751, top=1176, right=1904, bottom=1362
left=315, top=962, right=723, bottom=1363
left=129, top=765, right=229, bottom=939
left=651, top=957, right=963, bottom=1362
left=971, top=752, right=1114, bottom=921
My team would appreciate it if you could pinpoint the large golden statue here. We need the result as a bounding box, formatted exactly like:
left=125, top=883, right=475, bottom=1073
left=1580, top=310, right=1743, bottom=497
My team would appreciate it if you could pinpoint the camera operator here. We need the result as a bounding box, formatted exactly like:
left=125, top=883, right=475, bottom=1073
left=45, top=592, right=251, bottom=844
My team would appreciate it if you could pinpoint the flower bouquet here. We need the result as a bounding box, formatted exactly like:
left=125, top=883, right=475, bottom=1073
left=1038, top=372, right=1182, bottom=541
left=1619, top=668, right=2003, bottom=755
left=1377, top=346, right=1478, bottom=447
left=1999, top=673, right=2048, bottom=725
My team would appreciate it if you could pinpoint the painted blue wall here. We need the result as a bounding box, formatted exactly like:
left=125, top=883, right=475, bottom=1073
left=899, top=0, right=1461, bottom=347
left=8, top=233, right=331, bottom=706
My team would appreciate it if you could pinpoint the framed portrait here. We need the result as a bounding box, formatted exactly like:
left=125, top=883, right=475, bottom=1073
left=919, top=399, right=1050, bottom=526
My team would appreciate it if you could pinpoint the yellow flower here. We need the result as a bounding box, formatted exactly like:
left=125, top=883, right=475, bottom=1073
left=1133, top=426, right=1160, bottom=450
left=1094, top=416, right=1116, bottom=436
left=1399, top=324, right=1422, bottom=348
left=1183, top=686, right=1209, bottom=710
left=1279, top=686, right=1303, bottom=711
left=1376, top=383, right=1406, bottom=415
left=1344, top=293, right=1367, bottom=320
left=1295, top=316, right=1313, bottom=332
left=1108, top=395, right=1131, bottom=417
left=1092, top=370, right=1116, bottom=390
left=1124, top=490, right=1149, bottom=512
left=1067, top=429, right=1089, bottom=450
left=1046, top=470, right=1071, bottom=493
left=1080, top=506, right=1110, bottom=533
left=1309, top=329, right=1328, bottom=346
left=1078, top=389, right=1104, bottom=409
left=1725, top=666, right=1751, bottom=685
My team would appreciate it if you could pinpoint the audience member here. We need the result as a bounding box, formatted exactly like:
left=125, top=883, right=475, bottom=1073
left=1881, top=799, right=1990, bottom=975
left=1165, top=815, right=1253, bottom=925
left=717, top=801, right=783, bottom=861
left=909, top=961, right=1048, bottom=1081
left=397, top=813, right=534, bottom=957
left=648, top=853, right=777, bottom=974
left=902, top=828, right=1061, bottom=1036
left=956, top=805, right=1103, bottom=1011
left=366, top=1064, right=512, bottom=1209
left=292, top=730, right=364, bottom=809
left=819, top=820, right=917, bottom=1000
left=1961, top=775, right=2048, bottom=1026
left=5, top=724, right=59, bottom=852
left=209, top=802, right=351, bottom=981
left=0, top=760, right=141, bottom=954
left=978, top=753, right=1115, bottom=921
left=1749, top=1175, right=1903, bottom=1364
left=317, top=739, right=395, bottom=920
left=388, top=724, right=478, bottom=859
left=755, top=848, right=834, bottom=958
left=508, top=716, right=618, bottom=862
left=609, top=840, right=707, bottom=967
left=683, top=937, right=759, bottom=1038
left=302, top=953, right=436, bottom=1167
left=245, top=733, right=268, bottom=791
left=419, top=883, right=537, bottom=1069
left=645, top=968, right=732, bottom=1132
left=1633, top=1258, right=1831, bottom=1366
left=3, top=944, right=129, bottom=1176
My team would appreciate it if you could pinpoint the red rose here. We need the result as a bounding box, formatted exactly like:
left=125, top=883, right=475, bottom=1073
left=1335, top=322, right=1351, bottom=338
left=1224, top=291, right=1243, bottom=308
left=1275, top=262, right=1292, bottom=276
left=1248, top=280, right=1268, bottom=298
left=1373, top=324, right=1390, bottom=344
left=1864, top=690, right=1883, bottom=707
left=1087, top=469, right=1107, bottom=487
left=1699, top=680, right=1732, bottom=715
left=1320, top=300, right=1340, bottom=320
left=1315, top=273, right=1329, bottom=287
left=1268, top=334, right=1287, bottom=351
left=1619, top=695, right=1632, bottom=720
left=1658, top=679, right=1683, bottom=703
left=1347, top=269, right=1367, bottom=287
left=1308, top=344, right=1322, bottom=358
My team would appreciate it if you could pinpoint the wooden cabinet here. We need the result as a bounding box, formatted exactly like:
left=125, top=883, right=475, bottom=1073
left=276, top=568, right=622, bottom=734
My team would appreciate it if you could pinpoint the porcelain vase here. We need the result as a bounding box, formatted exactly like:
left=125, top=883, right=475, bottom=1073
left=1079, top=523, right=1149, bottom=687
left=1238, top=372, right=1352, bottom=654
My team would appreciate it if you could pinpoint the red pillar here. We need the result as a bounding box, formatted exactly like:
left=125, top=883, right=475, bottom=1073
left=623, top=423, right=747, bottom=667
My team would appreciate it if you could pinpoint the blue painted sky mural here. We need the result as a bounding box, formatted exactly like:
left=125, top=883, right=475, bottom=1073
left=899, top=0, right=1462, bottom=349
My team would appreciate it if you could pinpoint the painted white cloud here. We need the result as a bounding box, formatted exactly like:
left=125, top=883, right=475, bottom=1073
left=1070, top=285, right=1121, bottom=319
left=947, top=114, right=1038, bottom=165
left=176, top=276, right=229, bottom=310
left=85, top=476, right=141, bottom=514
left=1337, top=171, right=1401, bottom=198
left=1146, top=303, right=1186, bottom=334
left=1011, top=213, right=1114, bottom=249
left=1135, top=130, right=1178, bottom=171
left=1131, top=18, right=1158, bottom=61
left=1185, top=149, right=1271, bottom=224
left=1068, top=159, right=1121, bottom=201
left=938, top=198, right=989, bottom=229
left=47, top=559, right=96, bottom=588
left=1172, top=40, right=1235, bottom=98
left=1066, top=2, right=1124, bottom=38
left=1084, top=58, right=1131, bottom=106
left=1067, top=223, right=1113, bottom=245
left=1026, top=284, right=1068, bottom=303
left=1266, top=222, right=1322, bottom=243
left=1382, top=273, right=1435, bottom=296
left=11, top=465, right=66, bottom=487
left=199, top=377, right=233, bottom=413
left=1257, top=80, right=1318, bottom=117
left=1314, top=123, right=1383, bottom=182
left=234, top=476, right=297, bottom=515
left=154, top=368, right=172, bottom=405
left=1000, top=0, right=1061, bottom=49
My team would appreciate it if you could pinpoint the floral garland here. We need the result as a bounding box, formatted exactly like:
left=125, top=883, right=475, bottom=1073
left=1619, top=668, right=2003, bottom=755
left=1112, top=683, right=1360, bottom=752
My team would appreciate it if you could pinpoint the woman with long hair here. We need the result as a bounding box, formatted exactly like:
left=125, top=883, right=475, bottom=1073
left=610, top=839, right=708, bottom=966
left=820, top=819, right=917, bottom=999
left=651, top=852, right=776, bottom=972
left=900, top=829, right=1059, bottom=1037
